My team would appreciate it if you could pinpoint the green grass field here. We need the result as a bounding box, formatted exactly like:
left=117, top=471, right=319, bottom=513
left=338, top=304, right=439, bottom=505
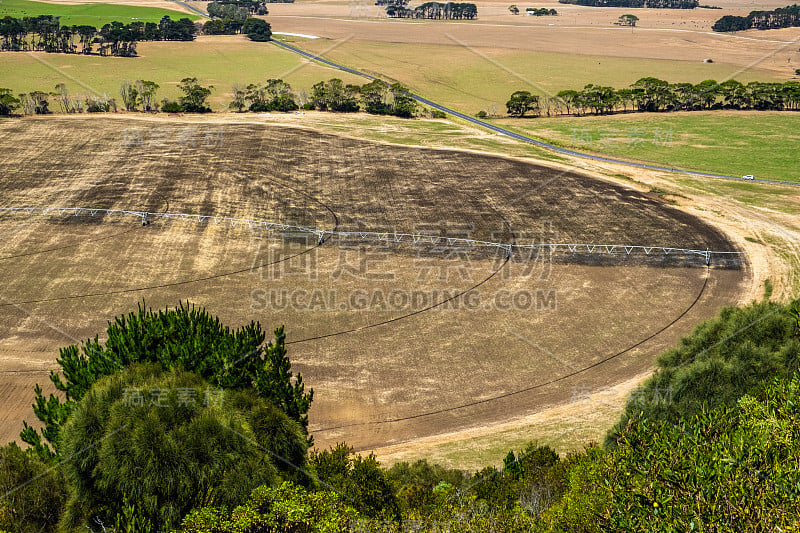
left=493, top=111, right=800, bottom=183
left=0, top=37, right=365, bottom=107
left=0, top=0, right=199, bottom=26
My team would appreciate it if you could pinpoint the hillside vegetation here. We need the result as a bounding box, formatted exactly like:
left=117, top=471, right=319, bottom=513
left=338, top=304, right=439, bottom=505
left=1, top=298, right=798, bottom=530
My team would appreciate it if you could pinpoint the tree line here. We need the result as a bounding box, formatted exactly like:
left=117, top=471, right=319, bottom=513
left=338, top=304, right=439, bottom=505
left=0, top=12, right=272, bottom=57
left=712, top=3, right=800, bottom=32
left=504, top=77, right=800, bottom=117
left=230, top=78, right=419, bottom=117
left=558, top=0, right=698, bottom=8
left=0, top=15, right=196, bottom=56
left=0, top=77, right=213, bottom=116
left=0, top=76, right=424, bottom=117
left=208, top=0, right=270, bottom=15
left=385, top=1, right=478, bottom=19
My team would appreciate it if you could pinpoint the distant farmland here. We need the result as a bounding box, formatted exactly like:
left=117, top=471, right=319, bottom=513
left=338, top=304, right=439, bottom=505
left=0, top=0, right=199, bottom=26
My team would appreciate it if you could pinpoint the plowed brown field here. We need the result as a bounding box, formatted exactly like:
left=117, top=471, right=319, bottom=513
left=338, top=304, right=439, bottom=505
left=0, top=115, right=746, bottom=454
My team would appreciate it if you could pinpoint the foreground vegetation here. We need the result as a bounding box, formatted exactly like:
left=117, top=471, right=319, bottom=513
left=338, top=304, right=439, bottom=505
left=1, top=297, right=799, bottom=531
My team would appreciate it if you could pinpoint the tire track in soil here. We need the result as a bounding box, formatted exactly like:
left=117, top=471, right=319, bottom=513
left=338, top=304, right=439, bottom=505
left=315, top=264, right=712, bottom=435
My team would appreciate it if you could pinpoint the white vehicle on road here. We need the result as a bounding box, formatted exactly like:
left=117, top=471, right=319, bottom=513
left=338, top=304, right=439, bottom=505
left=742, top=175, right=755, bottom=180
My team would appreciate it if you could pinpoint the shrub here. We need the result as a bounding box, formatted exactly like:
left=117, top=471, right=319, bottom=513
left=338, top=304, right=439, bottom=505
left=309, top=443, right=400, bottom=520
left=58, top=364, right=308, bottom=530
left=160, top=100, right=182, bottom=113
left=0, top=443, right=65, bottom=532
left=181, top=481, right=358, bottom=532
left=607, top=298, right=800, bottom=445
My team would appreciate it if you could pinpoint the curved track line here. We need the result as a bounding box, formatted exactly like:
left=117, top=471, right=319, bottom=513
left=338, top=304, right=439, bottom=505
left=313, top=264, right=711, bottom=433
left=289, top=254, right=510, bottom=345
left=0, top=242, right=320, bottom=308
left=290, top=171, right=518, bottom=343
left=0, top=227, right=137, bottom=261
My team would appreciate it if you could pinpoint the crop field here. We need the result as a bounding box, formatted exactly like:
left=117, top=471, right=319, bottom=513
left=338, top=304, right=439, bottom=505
left=0, top=0, right=198, bottom=26
left=0, top=115, right=746, bottom=455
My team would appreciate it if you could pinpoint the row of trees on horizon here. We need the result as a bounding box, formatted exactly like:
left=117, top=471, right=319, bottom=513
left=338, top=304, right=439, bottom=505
left=4, top=76, right=799, bottom=119
left=712, top=3, right=800, bottom=31
left=503, top=77, right=800, bottom=117
left=0, top=15, right=196, bottom=56
left=557, top=0, right=699, bottom=8
left=378, top=0, right=479, bottom=19
left=0, top=77, right=423, bottom=118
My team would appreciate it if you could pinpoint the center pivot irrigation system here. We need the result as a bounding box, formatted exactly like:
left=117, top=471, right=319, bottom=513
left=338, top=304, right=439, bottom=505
left=0, top=207, right=743, bottom=265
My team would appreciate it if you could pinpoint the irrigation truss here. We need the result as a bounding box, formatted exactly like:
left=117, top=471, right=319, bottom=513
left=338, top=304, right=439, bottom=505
left=0, top=206, right=743, bottom=265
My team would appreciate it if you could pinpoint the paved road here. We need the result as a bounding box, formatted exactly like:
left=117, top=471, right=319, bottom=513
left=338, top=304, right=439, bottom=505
left=170, top=0, right=208, bottom=17
left=270, top=39, right=797, bottom=187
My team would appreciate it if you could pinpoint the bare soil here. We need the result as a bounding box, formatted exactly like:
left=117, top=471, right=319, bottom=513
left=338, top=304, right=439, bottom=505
left=0, top=115, right=746, bottom=455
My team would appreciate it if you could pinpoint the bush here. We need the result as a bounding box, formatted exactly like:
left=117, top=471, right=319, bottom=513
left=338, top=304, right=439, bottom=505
left=607, top=299, right=800, bottom=445
left=160, top=100, right=182, bottom=113
left=309, top=443, right=400, bottom=520
left=602, top=374, right=800, bottom=530
left=430, top=109, right=447, bottom=119
left=181, top=481, right=358, bottom=532
left=0, top=443, right=65, bottom=532
left=58, top=364, right=308, bottom=530
left=542, top=371, right=800, bottom=531
left=242, top=18, right=272, bottom=41
left=0, top=89, right=20, bottom=116
left=533, top=446, right=610, bottom=532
